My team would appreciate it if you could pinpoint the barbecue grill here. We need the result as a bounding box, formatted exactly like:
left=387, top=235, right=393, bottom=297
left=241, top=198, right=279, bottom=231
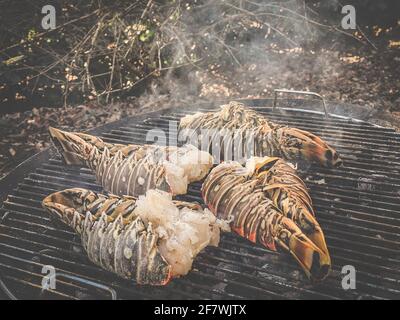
left=1, top=97, right=399, bottom=300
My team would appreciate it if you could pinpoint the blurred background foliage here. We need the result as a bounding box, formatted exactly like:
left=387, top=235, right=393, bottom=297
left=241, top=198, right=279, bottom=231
left=0, top=0, right=399, bottom=114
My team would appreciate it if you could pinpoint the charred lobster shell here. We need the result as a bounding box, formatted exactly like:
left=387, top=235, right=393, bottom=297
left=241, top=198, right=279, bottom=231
left=179, top=101, right=342, bottom=167
left=49, top=127, right=213, bottom=197
left=42, top=188, right=225, bottom=285
left=202, top=156, right=331, bottom=281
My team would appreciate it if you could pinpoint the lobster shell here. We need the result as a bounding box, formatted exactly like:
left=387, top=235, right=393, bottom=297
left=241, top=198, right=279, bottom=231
left=179, top=101, right=342, bottom=167
left=49, top=127, right=213, bottom=197
left=201, top=156, right=331, bottom=281
left=42, top=188, right=224, bottom=285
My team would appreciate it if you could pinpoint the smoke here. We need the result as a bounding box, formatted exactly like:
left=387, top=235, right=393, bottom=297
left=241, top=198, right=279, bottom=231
left=137, top=0, right=354, bottom=111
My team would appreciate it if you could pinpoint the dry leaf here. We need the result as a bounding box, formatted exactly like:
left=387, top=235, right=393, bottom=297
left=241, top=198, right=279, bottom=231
left=9, top=148, right=16, bottom=157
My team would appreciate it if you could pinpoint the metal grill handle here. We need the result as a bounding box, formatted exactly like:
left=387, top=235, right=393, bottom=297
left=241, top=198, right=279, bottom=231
left=273, top=89, right=329, bottom=118
left=56, top=273, right=118, bottom=300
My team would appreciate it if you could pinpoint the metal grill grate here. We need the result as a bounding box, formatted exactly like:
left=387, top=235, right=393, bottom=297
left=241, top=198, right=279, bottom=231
left=1, top=99, right=400, bottom=300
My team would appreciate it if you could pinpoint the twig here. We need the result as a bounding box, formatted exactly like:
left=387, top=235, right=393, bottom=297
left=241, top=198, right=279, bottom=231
left=0, top=10, right=100, bottom=54
left=85, top=15, right=106, bottom=99
left=224, top=2, right=299, bottom=47
left=124, top=0, right=154, bottom=59
left=106, top=21, right=122, bottom=103
left=213, top=36, right=242, bottom=66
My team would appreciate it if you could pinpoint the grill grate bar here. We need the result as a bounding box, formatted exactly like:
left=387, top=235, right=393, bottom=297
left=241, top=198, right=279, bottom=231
left=0, top=237, right=212, bottom=300
left=217, top=239, right=400, bottom=279
left=2, top=275, right=78, bottom=300
left=0, top=256, right=106, bottom=299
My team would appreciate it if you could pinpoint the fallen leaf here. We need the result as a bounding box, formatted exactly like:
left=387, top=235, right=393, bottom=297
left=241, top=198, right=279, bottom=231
left=9, top=148, right=16, bottom=157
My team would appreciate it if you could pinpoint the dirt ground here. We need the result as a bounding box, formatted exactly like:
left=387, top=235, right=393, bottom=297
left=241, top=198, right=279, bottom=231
left=1, top=24, right=399, bottom=178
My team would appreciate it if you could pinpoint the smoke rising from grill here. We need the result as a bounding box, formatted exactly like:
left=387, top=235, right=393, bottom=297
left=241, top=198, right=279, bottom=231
left=137, top=0, right=354, bottom=112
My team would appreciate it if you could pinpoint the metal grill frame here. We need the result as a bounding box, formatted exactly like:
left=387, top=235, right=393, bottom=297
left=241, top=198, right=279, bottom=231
left=1, top=98, right=400, bottom=300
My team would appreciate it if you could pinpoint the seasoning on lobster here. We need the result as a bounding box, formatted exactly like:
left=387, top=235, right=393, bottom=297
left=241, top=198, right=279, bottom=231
left=42, top=188, right=228, bottom=285
left=201, top=156, right=331, bottom=281
left=49, top=127, right=213, bottom=197
left=179, top=101, right=342, bottom=167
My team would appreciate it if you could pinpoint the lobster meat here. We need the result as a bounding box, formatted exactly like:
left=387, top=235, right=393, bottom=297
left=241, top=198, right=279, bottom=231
left=179, top=101, right=342, bottom=167
left=49, top=127, right=213, bottom=197
left=202, top=156, right=331, bottom=280
left=42, top=188, right=228, bottom=285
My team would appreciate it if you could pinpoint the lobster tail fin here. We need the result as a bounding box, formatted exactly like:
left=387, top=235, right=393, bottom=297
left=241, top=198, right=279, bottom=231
left=278, top=127, right=342, bottom=167
left=42, top=188, right=95, bottom=233
left=274, top=219, right=331, bottom=281
left=49, top=127, right=93, bottom=166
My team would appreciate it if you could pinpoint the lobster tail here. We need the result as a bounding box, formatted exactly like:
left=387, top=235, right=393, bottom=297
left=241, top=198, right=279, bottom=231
left=49, top=128, right=214, bottom=197
left=253, top=156, right=331, bottom=259
left=276, top=127, right=342, bottom=168
left=42, top=188, right=172, bottom=285
left=42, top=188, right=87, bottom=231
left=73, top=131, right=142, bottom=157
left=202, top=157, right=331, bottom=281
left=178, top=101, right=342, bottom=167
left=42, top=188, right=224, bottom=285
left=49, top=127, right=93, bottom=166
left=275, top=218, right=331, bottom=281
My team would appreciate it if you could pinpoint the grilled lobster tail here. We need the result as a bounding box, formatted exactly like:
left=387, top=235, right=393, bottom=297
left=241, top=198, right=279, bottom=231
left=179, top=101, right=342, bottom=167
left=42, top=188, right=224, bottom=285
left=48, top=127, right=214, bottom=197
left=43, top=188, right=171, bottom=285
left=253, top=157, right=330, bottom=257
left=201, top=157, right=331, bottom=281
